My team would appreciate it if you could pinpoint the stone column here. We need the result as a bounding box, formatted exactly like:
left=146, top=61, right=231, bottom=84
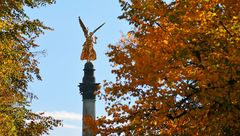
left=79, top=62, right=99, bottom=136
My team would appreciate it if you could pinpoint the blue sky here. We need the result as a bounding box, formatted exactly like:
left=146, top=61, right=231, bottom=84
left=26, top=0, right=131, bottom=135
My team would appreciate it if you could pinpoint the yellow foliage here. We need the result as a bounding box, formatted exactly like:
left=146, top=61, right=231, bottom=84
left=0, top=0, right=61, bottom=135
left=97, top=0, right=240, bottom=135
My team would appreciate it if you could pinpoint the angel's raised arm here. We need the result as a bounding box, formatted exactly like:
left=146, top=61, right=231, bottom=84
left=92, top=22, right=105, bottom=35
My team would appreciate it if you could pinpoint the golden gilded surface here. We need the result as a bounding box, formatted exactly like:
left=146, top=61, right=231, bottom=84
left=79, top=17, right=105, bottom=61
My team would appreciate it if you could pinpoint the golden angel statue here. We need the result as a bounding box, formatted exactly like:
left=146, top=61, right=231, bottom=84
left=79, top=17, right=105, bottom=61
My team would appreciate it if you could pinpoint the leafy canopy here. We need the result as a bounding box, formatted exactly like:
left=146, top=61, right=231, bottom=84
left=0, top=0, right=61, bottom=135
left=97, top=0, right=240, bottom=135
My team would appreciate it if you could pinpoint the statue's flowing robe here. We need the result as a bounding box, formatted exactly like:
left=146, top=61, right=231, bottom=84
left=80, top=36, right=96, bottom=61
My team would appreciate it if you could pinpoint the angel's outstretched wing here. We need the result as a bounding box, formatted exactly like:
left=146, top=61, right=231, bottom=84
left=92, top=22, right=105, bottom=35
left=78, top=17, right=88, bottom=38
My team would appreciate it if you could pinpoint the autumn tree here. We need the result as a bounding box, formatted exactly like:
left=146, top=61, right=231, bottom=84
left=97, top=0, right=240, bottom=135
left=0, top=0, right=61, bottom=135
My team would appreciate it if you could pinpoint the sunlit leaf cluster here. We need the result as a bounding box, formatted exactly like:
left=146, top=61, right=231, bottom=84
left=0, top=0, right=61, bottom=135
left=97, top=0, right=240, bottom=135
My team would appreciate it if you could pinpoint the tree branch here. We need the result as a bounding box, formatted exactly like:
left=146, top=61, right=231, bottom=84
left=219, top=21, right=233, bottom=37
